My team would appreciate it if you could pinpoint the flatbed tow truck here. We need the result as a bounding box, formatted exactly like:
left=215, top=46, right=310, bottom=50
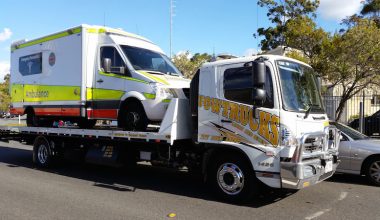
left=0, top=55, right=340, bottom=203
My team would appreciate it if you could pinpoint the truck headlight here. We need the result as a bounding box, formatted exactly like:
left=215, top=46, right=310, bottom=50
left=280, top=126, right=299, bottom=159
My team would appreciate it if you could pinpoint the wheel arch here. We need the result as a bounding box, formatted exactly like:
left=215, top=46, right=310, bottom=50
left=202, top=143, right=255, bottom=181
left=361, top=154, right=380, bottom=175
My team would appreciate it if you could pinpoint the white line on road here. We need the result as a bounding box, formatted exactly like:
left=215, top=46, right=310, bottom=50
left=338, top=192, right=348, bottom=201
left=305, top=209, right=331, bottom=220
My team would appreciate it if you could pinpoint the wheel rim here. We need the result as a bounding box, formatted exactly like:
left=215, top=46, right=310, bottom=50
left=217, top=163, right=244, bottom=195
left=126, top=112, right=140, bottom=128
left=37, top=144, right=48, bottom=164
left=369, top=161, right=380, bottom=183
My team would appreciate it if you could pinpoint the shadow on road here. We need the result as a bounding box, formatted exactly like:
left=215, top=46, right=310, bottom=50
left=326, top=172, right=373, bottom=187
left=0, top=144, right=296, bottom=207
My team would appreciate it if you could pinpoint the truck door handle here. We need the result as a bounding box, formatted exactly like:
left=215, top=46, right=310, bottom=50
left=221, top=119, right=232, bottom=123
left=97, top=79, right=104, bottom=83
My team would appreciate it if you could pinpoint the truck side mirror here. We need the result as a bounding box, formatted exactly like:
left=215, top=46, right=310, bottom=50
left=253, top=61, right=266, bottom=86
left=103, top=58, right=112, bottom=73
left=252, top=61, right=266, bottom=102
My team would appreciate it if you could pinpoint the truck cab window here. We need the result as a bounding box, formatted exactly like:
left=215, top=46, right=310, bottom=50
left=100, top=46, right=126, bottom=74
left=223, top=66, right=273, bottom=108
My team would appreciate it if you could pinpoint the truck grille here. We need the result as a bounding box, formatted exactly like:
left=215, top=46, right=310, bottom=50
left=303, top=137, right=323, bottom=153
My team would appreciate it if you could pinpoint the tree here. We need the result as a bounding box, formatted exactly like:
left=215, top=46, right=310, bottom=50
left=361, top=0, right=380, bottom=26
left=172, top=52, right=212, bottom=79
left=362, top=0, right=380, bottom=17
left=0, top=74, right=10, bottom=112
left=320, top=19, right=380, bottom=120
left=256, top=0, right=320, bottom=51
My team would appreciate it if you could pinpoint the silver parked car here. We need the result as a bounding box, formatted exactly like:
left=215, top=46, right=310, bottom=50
left=331, top=121, right=380, bottom=186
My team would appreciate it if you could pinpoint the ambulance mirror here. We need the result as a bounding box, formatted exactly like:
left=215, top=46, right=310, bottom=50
left=103, top=58, right=111, bottom=73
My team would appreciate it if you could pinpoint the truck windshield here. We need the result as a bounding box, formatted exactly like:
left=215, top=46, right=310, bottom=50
left=121, top=45, right=182, bottom=76
left=277, top=60, right=324, bottom=113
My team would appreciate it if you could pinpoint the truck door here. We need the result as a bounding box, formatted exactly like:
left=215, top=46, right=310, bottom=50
left=90, top=46, right=127, bottom=119
left=219, top=62, right=280, bottom=147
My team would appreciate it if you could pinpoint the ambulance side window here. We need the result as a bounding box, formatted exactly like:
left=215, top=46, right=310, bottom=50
left=223, top=66, right=273, bottom=108
left=100, top=46, right=126, bottom=74
left=19, top=52, right=43, bottom=76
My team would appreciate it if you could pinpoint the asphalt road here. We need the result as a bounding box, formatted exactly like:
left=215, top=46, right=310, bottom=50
left=0, top=119, right=379, bottom=220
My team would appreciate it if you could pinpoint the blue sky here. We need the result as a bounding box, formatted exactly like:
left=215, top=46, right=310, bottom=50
left=0, top=0, right=363, bottom=79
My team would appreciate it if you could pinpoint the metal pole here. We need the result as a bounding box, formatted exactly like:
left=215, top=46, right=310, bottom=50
left=362, top=90, right=365, bottom=133
left=169, top=0, right=172, bottom=58
left=359, top=101, right=364, bottom=133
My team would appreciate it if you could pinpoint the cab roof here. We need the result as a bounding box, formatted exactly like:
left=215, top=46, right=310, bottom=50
left=201, top=54, right=311, bottom=69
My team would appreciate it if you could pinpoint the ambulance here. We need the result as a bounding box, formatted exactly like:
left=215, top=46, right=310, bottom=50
left=10, top=24, right=190, bottom=130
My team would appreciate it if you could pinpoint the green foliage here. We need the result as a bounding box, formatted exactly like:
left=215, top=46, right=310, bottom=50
left=320, top=19, right=380, bottom=120
left=256, top=0, right=320, bottom=50
left=285, top=50, right=309, bottom=64
left=172, top=52, right=212, bottom=79
left=0, top=74, right=10, bottom=112
left=361, top=0, right=380, bottom=16
left=284, top=16, right=328, bottom=60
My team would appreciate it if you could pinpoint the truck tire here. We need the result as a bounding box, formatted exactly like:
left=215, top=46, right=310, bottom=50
left=364, top=156, right=380, bottom=186
left=33, top=137, right=53, bottom=168
left=122, top=101, right=148, bottom=131
left=207, top=153, right=259, bottom=203
left=26, top=109, right=39, bottom=127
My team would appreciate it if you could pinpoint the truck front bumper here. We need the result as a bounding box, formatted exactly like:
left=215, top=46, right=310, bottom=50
left=280, top=155, right=339, bottom=189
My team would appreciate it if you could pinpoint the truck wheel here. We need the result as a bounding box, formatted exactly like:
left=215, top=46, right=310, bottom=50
left=33, top=137, right=53, bottom=168
left=364, top=156, right=380, bottom=186
left=207, top=153, right=259, bottom=203
left=122, top=101, right=148, bottom=131
left=26, top=110, right=39, bottom=127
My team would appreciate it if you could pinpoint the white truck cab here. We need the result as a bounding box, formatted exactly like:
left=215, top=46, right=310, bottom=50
left=193, top=55, right=340, bottom=194
left=10, top=25, right=190, bottom=130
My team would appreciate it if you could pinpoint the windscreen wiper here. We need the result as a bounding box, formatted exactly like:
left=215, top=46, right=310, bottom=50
left=304, top=104, right=321, bottom=119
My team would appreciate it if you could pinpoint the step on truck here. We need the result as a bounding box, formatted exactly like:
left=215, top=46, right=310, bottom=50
left=1, top=53, right=340, bottom=203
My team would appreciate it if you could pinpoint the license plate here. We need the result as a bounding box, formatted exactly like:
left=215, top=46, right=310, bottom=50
left=325, top=160, right=333, bottom=173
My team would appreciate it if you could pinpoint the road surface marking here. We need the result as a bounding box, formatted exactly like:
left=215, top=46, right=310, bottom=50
left=338, top=192, right=348, bottom=201
left=305, top=209, right=331, bottom=220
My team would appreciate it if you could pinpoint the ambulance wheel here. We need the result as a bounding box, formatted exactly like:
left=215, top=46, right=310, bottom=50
left=33, top=136, right=53, bottom=168
left=121, top=101, right=148, bottom=131
left=207, top=153, right=259, bottom=203
left=26, top=109, right=39, bottom=127
left=77, top=119, right=97, bottom=129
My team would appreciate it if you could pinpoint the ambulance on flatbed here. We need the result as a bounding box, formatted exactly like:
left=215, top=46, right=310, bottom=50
left=2, top=30, right=340, bottom=202
left=10, top=25, right=189, bottom=130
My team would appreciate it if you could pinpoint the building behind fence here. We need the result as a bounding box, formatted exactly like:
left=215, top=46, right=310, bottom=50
left=323, top=93, right=380, bottom=125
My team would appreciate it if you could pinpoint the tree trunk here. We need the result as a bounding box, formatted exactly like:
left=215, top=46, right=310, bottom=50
left=335, top=96, right=349, bottom=121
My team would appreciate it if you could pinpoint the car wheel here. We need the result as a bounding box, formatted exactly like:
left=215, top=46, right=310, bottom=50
left=365, top=157, right=380, bottom=186
left=207, top=153, right=259, bottom=203
left=122, top=101, right=148, bottom=131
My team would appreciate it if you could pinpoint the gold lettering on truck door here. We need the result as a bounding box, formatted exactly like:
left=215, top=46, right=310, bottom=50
left=228, top=102, right=240, bottom=123
left=269, top=115, right=280, bottom=146
left=239, top=105, right=249, bottom=126
left=258, top=111, right=271, bottom=140
left=248, top=109, right=259, bottom=131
